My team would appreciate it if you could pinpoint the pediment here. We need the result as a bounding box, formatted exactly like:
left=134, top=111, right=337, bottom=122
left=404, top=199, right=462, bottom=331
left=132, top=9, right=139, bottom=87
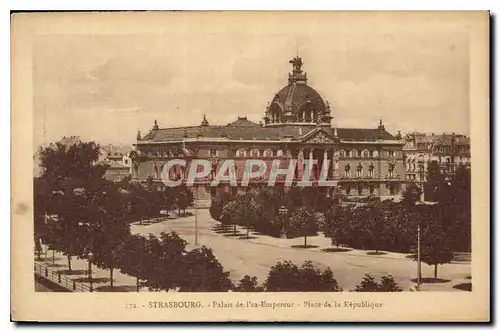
left=300, top=128, right=335, bottom=144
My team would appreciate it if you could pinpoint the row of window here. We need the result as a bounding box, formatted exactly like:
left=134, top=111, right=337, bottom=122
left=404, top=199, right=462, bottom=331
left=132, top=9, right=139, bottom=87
left=405, top=164, right=426, bottom=172
left=339, top=149, right=395, bottom=158
left=406, top=174, right=426, bottom=181
left=343, top=170, right=395, bottom=178
left=233, top=149, right=286, bottom=158
left=343, top=184, right=398, bottom=195
left=229, top=149, right=397, bottom=158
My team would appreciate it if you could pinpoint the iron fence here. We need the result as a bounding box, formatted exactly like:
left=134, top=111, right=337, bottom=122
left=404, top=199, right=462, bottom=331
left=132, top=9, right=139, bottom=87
left=34, top=262, right=91, bottom=292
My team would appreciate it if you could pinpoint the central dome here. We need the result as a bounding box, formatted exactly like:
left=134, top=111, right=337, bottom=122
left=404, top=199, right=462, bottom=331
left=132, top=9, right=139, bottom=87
left=264, top=56, right=332, bottom=126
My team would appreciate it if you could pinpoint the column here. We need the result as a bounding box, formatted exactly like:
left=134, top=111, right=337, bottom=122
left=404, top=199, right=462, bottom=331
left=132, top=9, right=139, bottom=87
left=323, top=149, right=328, bottom=180
left=309, top=149, right=314, bottom=181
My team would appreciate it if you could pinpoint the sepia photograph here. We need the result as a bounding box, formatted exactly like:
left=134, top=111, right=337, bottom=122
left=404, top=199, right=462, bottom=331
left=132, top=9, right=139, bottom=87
left=11, top=11, right=490, bottom=322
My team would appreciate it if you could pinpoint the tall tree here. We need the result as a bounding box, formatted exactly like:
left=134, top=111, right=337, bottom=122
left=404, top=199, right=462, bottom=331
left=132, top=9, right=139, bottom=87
left=44, top=191, right=91, bottom=271
left=37, top=140, right=107, bottom=195
left=220, top=200, right=239, bottom=235
left=87, top=187, right=131, bottom=288
left=115, top=234, right=152, bottom=292
left=36, top=139, right=109, bottom=270
left=416, top=221, right=454, bottom=280
left=324, top=205, right=349, bottom=248
left=175, top=185, right=194, bottom=216
left=287, top=207, right=318, bottom=247
left=145, top=232, right=188, bottom=291
left=424, top=160, right=444, bottom=202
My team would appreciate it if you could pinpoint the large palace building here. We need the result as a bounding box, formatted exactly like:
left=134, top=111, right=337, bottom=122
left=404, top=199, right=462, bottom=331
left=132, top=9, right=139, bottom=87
left=132, top=56, right=406, bottom=205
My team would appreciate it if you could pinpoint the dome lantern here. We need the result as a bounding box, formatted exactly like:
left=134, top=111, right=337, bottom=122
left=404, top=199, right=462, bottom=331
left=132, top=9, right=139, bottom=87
left=265, top=56, right=329, bottom=126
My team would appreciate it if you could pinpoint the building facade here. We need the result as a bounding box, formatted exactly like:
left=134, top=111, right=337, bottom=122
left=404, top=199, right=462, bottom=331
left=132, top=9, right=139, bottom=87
left=132, top=56, right=406, bottom=205
left=100, top=144, right=134, bottom=182
left=403, top=132, right=471, bottom=186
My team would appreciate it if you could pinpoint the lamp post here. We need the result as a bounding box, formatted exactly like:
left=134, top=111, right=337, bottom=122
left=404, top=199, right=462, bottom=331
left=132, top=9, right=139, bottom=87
left=87, top=251, right=94, bottom=292
left=278, top=205, right=288, bottom=238
left=194, top=185, right=199, bottom=246
left=416, top=224, right=421, bottom=291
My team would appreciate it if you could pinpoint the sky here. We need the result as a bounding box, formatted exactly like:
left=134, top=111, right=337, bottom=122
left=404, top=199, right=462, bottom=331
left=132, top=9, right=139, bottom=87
left=32, top=12, right=471, bottom=147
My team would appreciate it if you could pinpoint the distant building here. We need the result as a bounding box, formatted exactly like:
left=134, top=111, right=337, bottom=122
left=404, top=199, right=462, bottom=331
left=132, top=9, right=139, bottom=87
left=132, top=55, right=406, bottom=205
left=403, top=132, right=470, bottom=185
left=100, top=144, right=134, bottom=182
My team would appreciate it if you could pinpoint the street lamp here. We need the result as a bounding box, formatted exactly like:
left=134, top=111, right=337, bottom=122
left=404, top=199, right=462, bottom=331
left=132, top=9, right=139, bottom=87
left=87, top=251, right=94, bottom=292
left=194, top=185, right=199, bottom=246
left=278, top=205, right=288, bottom=238
left=416, top=224, right=421, bottom=291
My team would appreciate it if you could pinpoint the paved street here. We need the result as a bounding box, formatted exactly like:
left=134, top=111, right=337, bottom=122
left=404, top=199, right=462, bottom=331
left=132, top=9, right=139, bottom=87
left=130, top=209, right=471, bottom=292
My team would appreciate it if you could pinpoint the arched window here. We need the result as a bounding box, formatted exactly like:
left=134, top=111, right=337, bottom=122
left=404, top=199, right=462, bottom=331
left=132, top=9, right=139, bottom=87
left=363, top=150, right=370, bottom=158
left=276, top=149, right=284, bottom=157
left=236, top=149, right=245, bottom=158
left=339, top=149, right=345, bottom=157
left=263, top=149, right=273, bottom=157
left=251, top=149, right=260, bottom=157
left=373, top=150, right=379, bottom=158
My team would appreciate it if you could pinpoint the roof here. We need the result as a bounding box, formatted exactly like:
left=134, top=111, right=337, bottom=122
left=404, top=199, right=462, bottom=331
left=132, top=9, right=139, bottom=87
left=337, top=128, right=395, bottom=141
left=226, top=116, right=262, bottom=128
left=407, top=132, right=470, bottom=146
left=101, top=144, right=134, bottom=157
left=105, top=161, right=131, bottom=170
left=139, top=119, right=397, bottom=143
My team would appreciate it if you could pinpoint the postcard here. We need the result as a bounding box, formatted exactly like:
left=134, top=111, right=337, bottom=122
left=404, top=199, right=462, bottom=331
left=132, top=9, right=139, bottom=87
left=11, top=11, right=490, bottom=322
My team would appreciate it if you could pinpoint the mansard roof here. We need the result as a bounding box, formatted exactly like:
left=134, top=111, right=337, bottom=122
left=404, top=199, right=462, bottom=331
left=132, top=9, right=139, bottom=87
left=139, top=118, right=397, bottom=143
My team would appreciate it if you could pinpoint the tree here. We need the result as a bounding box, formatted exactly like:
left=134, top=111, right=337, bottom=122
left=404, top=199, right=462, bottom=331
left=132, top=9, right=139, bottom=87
left=425, top=161, right=444, bottom=202
left=252, top=188, right=281, bottom=236
left=145, top=232, right=188, bottom=291
left=34, top=177, right=50, bottom=258
left=324, top=205, right=349, bottom=248
left=287, top=207, right=318, bottom=247
left=353, top=274, right=402, bottom=292
left=264, top=261, right=341, bottom=292
left=365, top=204, right=386, bottom=254
left=44, top=191, right=90, bottom=271
left=416, top=221, right=454, bottom=280
left=175, top=185, right=194, bottom=216
left=115, top=235, right=151, bottom=292
left=87, top=187, right=131, bottom=288
left=233, top=275, right=264, bottom=292
left=220, top=200, right=239, bottom=235
left=378, top=275, right=403, bottom=292
left=402, top=183, right=422, bottom=205
left=209, top=191, right=232, bottom=222
left=233, top=193, right=258, bottom=238
left=37, top=140, right=107, bottom=195
left=352, top=274, right=379, bottom=292
left=36, top=139, right=109, bottom=270
left=178, top=246, right=233, bottom=292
